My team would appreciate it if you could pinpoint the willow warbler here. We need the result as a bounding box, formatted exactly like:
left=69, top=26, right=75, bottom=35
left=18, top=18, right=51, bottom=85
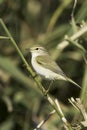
left=29, top=45, right=81, bottom=89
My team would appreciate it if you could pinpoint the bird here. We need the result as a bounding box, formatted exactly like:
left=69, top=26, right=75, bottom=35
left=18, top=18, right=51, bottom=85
left=29, top=45, right=81, bottom=89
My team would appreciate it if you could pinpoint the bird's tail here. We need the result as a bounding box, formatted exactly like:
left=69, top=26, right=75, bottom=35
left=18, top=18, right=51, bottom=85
left=66, top=77, right=81, bottom=89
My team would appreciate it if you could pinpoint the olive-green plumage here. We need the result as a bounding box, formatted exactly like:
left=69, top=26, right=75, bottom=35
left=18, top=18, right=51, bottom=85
left=30, top=45, right=81, bottom=89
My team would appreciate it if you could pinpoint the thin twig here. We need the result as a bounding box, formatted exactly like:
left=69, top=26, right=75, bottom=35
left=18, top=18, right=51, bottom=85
left=55, top=99, right=70, bottom=130
left=76, top=98, right=87, bottom=121
left=69, top=98, right=87, bottom=128
left=0, top=36, right=10, bottom=39
left=34, top=110, right=55, bottom=130
left=69, top=98, right=87, bottom=122
left=71, top=0, right=77, bottom=18
left=57, top=25, right=87, bottom=50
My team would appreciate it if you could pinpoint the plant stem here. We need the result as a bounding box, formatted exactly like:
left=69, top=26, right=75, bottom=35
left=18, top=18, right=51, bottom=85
left=0, top=18, right=73, bottom=130
left=57, top=24, right=87, bottom=50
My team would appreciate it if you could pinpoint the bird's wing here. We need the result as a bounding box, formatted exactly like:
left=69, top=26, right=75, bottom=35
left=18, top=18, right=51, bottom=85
left=36, top=55, right=66, bottom=77
left=36, top=55, right=81, bottom=89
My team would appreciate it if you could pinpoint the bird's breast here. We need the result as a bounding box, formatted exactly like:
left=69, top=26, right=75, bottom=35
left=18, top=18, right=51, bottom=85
left=31, top=58, right=66, bottom=80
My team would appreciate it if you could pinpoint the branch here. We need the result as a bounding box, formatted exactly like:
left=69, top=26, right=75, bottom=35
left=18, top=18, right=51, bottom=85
left=69, top=98, right=87, bottom=128
left=57, top=24, right=87, bottom=50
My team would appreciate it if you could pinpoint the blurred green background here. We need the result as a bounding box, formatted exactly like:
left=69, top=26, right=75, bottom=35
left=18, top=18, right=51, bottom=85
left=0, top=0, right=87, bottom=130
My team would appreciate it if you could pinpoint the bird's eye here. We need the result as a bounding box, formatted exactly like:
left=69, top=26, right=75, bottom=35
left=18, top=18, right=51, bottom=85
left=36, top=48, right=39, bottom=50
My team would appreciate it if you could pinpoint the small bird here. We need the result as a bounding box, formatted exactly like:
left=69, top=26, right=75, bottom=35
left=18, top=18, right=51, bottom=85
left=29, top=45, right=81, bottom=89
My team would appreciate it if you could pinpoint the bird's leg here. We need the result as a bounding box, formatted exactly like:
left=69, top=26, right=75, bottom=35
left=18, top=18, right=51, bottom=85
left=45, top=81, right=54, bottom=95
